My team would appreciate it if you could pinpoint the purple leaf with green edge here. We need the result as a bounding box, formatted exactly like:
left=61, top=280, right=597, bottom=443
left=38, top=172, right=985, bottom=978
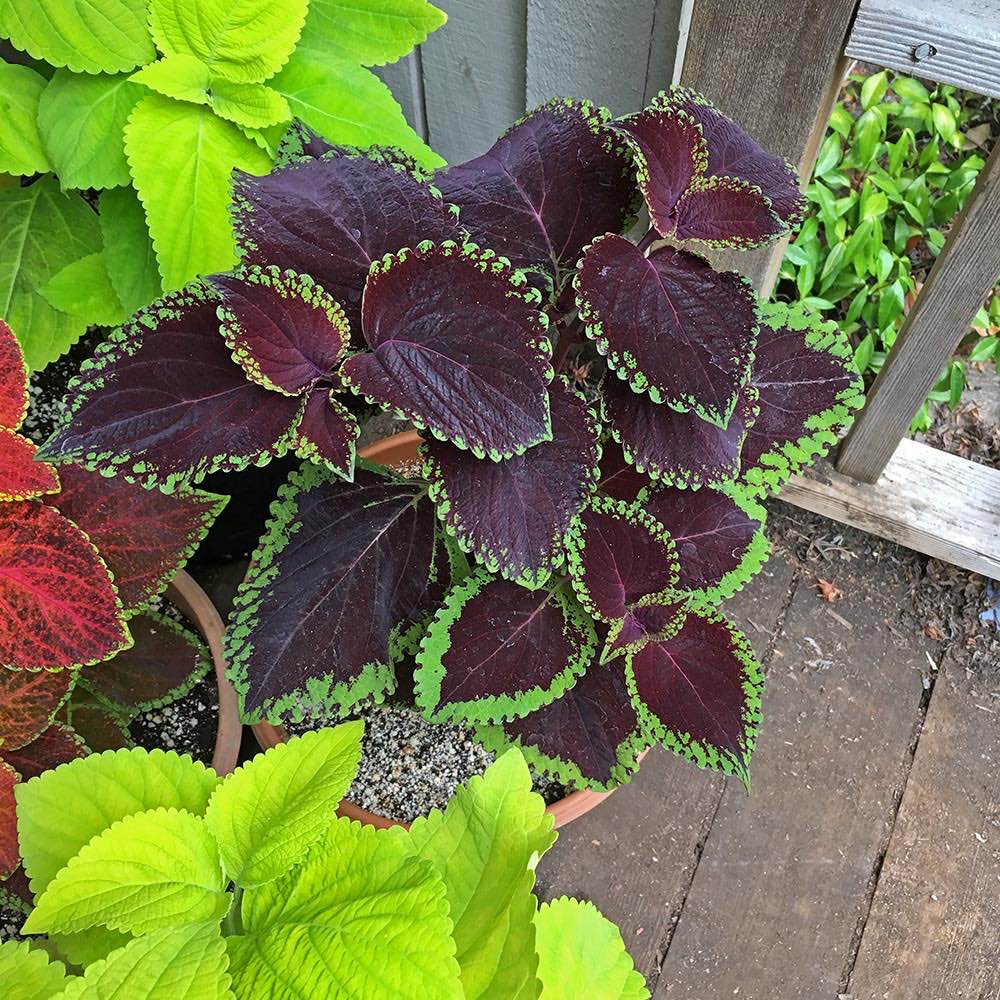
left=57, top=689, right=131, bottom=753
left=292, top=387, right=359, bottom=480
left=602, top=375, right=760, bottom=488
left=670, top=176, right=785, bottom=249
left=36, top=287, right=304, bottom=494
left=626, top=607, right=762, bottom=784
left=210, top=266, right=351, bottom=396
left=643, top=484, right=768, bottom=602
left=422, top=379, right=599, bottom=588
left=595, top=437, right=655, bottom=502
left=601, top=597, right=686, bottom=665
left=225, top=464, right=438, bottom=724
left=48, top=464, right=227, bottom=615
left=436, top=98, right=639, bottom=285
left=739, top=301, right=864, bottom=497
left=274, top=120, right=335, bottom=165
left=576, top=235, right=757, bottom=424
left=79, top=612, right=211, bottom=716
left=475, top=659, right=648, bottom=791
left=564, top=494, right=679, bottom=624
left=341, top=242, right=553, bottom=460
left=231, top=147, right=462, bottom=334
left=413, top=571, right=596, bottom=725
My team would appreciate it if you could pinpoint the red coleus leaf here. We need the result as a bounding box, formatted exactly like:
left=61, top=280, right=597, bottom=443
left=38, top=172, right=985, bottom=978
left=627, top=608, right=762, bottom=781
left=423, top=380, right=598, bottom=586
left=291, top=388, right=359, bottom=480
left=414, top=572, right=596, bottom=725
left=2, top=723, right=88, bottom=780
left=602, top=598, right=686, bottom=664
left=576, top=234, right=757, bottom=424
left=436, top=99, right=638, bottom=285
left=0, top=667, right=74, bottom=751
left=596, top=437, right=654, bottom=502
left=565, top=495, right=679, bottom=623
left=210, top=266, right=351, bottom=396
left=0, top=502, right=130, bottom=670
left=0, top=429, right=60, bottom=501
left=341, top=243, right=553, bottom=460
left=37, top=287, right=303, bottom=492
left=0, top=319, right=28, bottom=431
left=232, top=147, right=462, bottom=334
left=48, top=464, right=226, bottom=614
left=0, top=760, right=18, bottom=878
left=602, top=375, right=759, bottom=488
left=226, top=465, right=438, bottom=723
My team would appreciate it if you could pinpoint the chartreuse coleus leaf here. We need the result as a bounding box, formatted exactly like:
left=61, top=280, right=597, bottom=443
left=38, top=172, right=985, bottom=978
left=739, top=300, right=864, bottom=498
left=205, top=724, right=362, bottom=887
left=227, top=816, right=463, bottom=999
left=52, top=924, right=232, bottom=1000
left=150, top=0, right=308, bottom=83
left=415, top=571, right=596, bottom=726
left=40, top=253, right=127, bottom=329
left=576, top=234, right=758, bottom=425
left=22, top=807, right=230, bottom=936
left=0, top=939, right=69, bottom=1000
left=535, top=897, right=648, bottom=1000
left=37, top=70, right=144, bottom=190
left=0, top=668, right=73, bottom=752
left=0, top=0, right=155, bottom=75
left=0, top=177, right=102, bottom=371
left=124, top=95, right=272, bottom=292
left=0, top=61, right=50, bottom=176
left=99, top=187, right=163, bottom=317
left=390, top=749, right=556, bottom=1000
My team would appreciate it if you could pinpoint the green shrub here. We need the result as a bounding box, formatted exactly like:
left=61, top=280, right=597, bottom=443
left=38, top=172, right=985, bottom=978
left=776, top=69, right=999, bottom=431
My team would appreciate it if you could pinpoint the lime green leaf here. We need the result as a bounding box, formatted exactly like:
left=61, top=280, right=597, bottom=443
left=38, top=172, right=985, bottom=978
left=948, top=360, right=965, bottom=407
left=0, top=61, right=51, bottom=176
left=130, top=53, right=213, bottom=105
left=931, top=102, right=957, bottom=144
left=272, top=51, right=444, bottom=169
left=51, top=925, right=231, bottom=1000
left=298, top=0, right=446, bottom=66
left=0, top=176, right=102, bottom=370
left=228, top=817, right=463, bottom=999
left=535, top=898, right=648, bottom=1000
left=23, top=808, right=229, bottom=937
left=860, top=70, right=888, bottom=110
left=49, top=928, right=132, bottom=971
left=211, top=80, right=290, bottom=129
left=853, top=108, right=884, bottom=165
left=0, top=939, right=69, bottom=1000
left=37, top=70, right=143, bottom=190
left=891, top=76, right=930, bottom=104
left=205, top=723, right=363, bottom=887
left=15, top=746, right=219, bottom=895
left=40, top=252, right=127, bottom=327
left=394, top=748, right=557, bottom=1000
left=149, top=0, right=309, bottom=83
left=0, top=0, right=155, bottom=74
left=99, top=186, right=163, bottom=315
left=123, top=94, right=271, bottom=290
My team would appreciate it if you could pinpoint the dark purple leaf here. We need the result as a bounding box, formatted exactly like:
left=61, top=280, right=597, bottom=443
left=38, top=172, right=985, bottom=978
left=226, top=465, right=437, bottom=722
left=341, top=243, right=552, bottom=460
left=671, top=177, right=785, bottom=248
left=423, top=380, right=598, bottom=586
left=292, top=387, right=359, bottom=479
left=576, top=235, right=756, bottom=423
left=57, top=689, right=130, bottom=752
left=644, top=485, right=767, bottom=600
left=565, top=495, right=679, bottom=623
left=210, top=267, right=350, bottom=396
left=478, top=659, right=645, bottom=789
left=2, top=723, right=88, bottom=780
left=595, top=437, right=654, bottom=502
left=602, top=599, right=685, bottom=664
left=602, top=375, right=759, bottom=487
left=627, top=608, right=762, bottom=781
left=274, top=120, right=335, bottom=165
left=232, top=148, right=462, bottom=333
left=436, top=99, right=639, bottom=283
left=414, top=573, right=596, bottom=725
left=37, top=287, right=303, bottom=492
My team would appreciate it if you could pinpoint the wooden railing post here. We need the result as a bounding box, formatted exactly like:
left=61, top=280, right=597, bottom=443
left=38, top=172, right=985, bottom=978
left=837, top=141, right=1000, bottom=483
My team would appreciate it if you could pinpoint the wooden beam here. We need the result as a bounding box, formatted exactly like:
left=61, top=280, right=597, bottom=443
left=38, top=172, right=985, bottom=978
left=783, top=438, right=1000, bottom=580
left=837, top=142, right=1000, bottom=482
left=846, top=0, right=1000, bottom=100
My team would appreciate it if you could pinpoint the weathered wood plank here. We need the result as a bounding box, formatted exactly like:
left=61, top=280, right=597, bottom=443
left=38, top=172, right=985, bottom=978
left=655, top=538, right=931, bottom=998
left=785, top=439, right=1000, bottom=580
left=837, top=141, right=1000, bottom=481
left=374, top=53, right=428, bottom=141
left=678, top=0, right=856, bottom=290
left=419, top=0, right=527, bottom=164
left=846, top=0, right=1000, bottom=99
left=846, top=659, right=1000, bottom=999
left=537, top=556, right=798, bottom=982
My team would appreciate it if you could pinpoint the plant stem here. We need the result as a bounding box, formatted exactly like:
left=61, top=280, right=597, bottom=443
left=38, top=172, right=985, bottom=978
left=635, top=225, right=659, bottom=253
left=552, top=315, right=583, bottom=372
left=222, top=886, right=244, bottom=937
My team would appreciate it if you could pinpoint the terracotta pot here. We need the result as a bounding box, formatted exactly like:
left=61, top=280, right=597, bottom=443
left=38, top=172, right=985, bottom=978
left=252, top=430, right=640, bottom=829
left=166, top=570, right=242, bottom=776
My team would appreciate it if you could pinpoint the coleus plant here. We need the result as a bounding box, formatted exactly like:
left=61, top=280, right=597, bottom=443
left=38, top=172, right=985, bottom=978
left=39, top=86, right=864, bottom=793
left=9, top=728, right=648, bottom=999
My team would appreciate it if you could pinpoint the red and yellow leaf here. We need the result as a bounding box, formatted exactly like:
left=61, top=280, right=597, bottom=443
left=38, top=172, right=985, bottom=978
left=0, top=429, right=60, bottom=502
left=0, top=320, right=28, bottom=431
left=0, top=668, right=74, bottom=752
